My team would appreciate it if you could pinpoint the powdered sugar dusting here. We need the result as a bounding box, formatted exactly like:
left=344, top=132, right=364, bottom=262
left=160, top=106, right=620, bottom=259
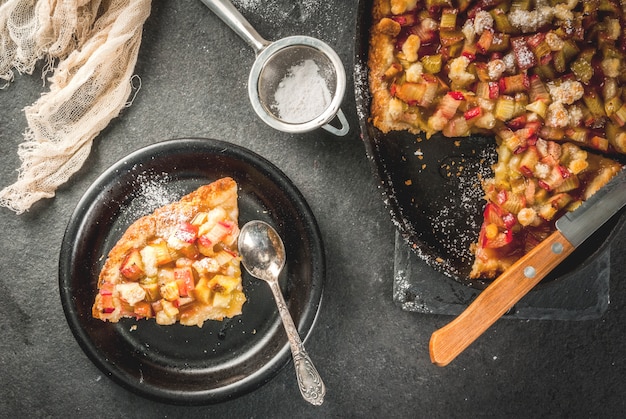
left=107, top=169, right=194, bottom=246
left=231, top=0, right=322, bottom=25
left=354, top=60, right=371, bottom=122
left=132, top=171, right=179, bottom=213
left=509, top=7, right=554, bottom=33
left=515, top=44, right=535, bottom=69
left=272, top=59, right=331, bottom=122
left=115, top=168, right=183, bottom=227
left=428, top=146, right=495, bottom=265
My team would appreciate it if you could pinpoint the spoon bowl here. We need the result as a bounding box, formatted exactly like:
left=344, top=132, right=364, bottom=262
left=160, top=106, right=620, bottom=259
left=238, top=220, right=326, bottom=405
left=238, top=220, right=286, bottom=282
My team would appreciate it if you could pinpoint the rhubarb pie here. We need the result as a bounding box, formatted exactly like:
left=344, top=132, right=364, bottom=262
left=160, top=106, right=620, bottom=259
left=368, top=0, right=624, bottom=279
left=92, top=177, right=246, bottom=326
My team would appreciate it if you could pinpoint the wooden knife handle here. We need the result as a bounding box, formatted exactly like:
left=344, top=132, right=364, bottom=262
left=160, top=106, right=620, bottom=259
left=429, top=230, right=576, bottom=367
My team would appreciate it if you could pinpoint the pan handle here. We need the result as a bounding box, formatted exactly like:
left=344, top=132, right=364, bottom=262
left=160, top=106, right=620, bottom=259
left=429, top=230, right=576, bottom=367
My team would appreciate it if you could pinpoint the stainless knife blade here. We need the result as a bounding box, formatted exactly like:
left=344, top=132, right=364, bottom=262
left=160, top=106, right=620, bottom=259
left=430, top=168, right=626, bottom=367
left=556, top=169, right=626, bottom=247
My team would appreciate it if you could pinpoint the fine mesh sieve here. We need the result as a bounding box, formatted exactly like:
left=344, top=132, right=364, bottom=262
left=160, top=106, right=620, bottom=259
left=201, top=0, right=349, bottom=136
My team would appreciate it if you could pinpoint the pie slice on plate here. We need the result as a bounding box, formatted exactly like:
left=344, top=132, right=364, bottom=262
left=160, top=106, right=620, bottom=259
left=368, top=0, right=625, bottom=279
left=92, top=177, right=246, bottom=327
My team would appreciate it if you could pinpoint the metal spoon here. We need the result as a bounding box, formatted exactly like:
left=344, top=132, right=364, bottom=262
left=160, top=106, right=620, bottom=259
left=238, top=220, right=325, bottom=405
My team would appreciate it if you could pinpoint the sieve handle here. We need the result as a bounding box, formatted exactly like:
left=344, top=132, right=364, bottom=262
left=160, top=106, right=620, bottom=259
left=200, top=0, right=271, bottom=54
left=321, top=108, right=350, bottom=137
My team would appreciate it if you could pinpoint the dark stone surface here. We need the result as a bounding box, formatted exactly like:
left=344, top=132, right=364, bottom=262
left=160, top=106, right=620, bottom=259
left=1, top=1, right=624, bottom=416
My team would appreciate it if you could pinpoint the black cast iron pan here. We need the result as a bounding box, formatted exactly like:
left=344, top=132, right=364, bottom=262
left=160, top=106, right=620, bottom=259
left=353, top=0, right=625, bottom=289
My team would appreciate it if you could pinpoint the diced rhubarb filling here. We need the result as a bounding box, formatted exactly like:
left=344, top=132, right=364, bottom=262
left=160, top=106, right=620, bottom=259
left=377, top=0, right=626, bottom=154
left=95, top=211, right=244, bottom=325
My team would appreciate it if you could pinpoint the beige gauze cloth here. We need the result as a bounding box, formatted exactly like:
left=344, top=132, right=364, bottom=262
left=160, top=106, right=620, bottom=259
left=0, top=0, right=152, bottom=214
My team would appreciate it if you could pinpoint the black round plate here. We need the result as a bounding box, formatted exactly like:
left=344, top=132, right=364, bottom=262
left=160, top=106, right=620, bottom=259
left=59, top=138, right=325, bottom=404
left=354, top=0, right=624, bottom=287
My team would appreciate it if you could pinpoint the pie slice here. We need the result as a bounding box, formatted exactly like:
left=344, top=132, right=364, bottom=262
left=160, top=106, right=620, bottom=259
left=92, top=177, right=246, bottom=327
left=368, top=0, right=625, bottom=279
left=470, top=139, right=621, bottom=278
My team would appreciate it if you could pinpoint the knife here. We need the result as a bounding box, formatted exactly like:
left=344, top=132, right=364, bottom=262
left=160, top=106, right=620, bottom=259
left=429, top=169, right=626, bottom=367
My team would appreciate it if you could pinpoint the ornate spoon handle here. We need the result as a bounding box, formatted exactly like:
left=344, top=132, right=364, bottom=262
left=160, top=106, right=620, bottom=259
left=268, top=279, right=326, bottom=405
